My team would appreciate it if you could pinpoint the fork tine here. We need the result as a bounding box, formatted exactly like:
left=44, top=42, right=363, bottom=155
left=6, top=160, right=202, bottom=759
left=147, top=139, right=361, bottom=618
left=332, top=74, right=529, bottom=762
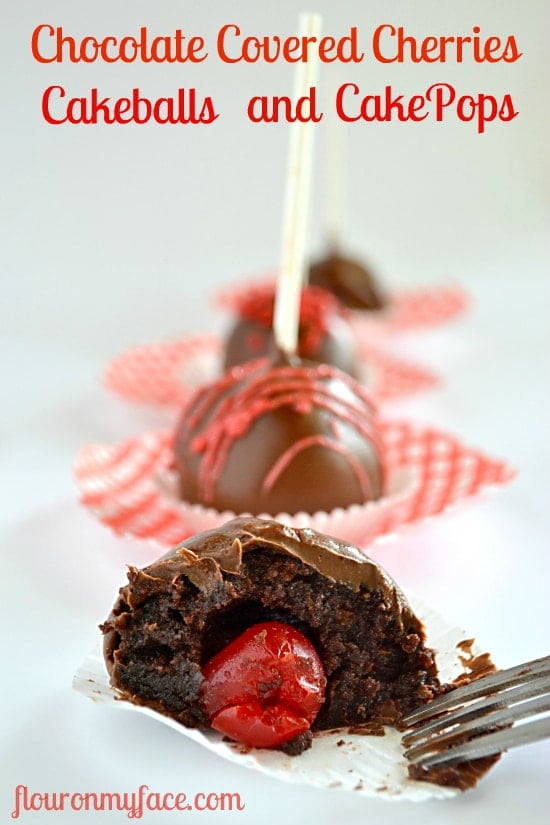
left=405, top=692, right=550, bottom=760
left=403, top=674, right=550, bottom=746
left=401, top=654, right=550, bottom=726
left=406, top=716, right=550, bottom=768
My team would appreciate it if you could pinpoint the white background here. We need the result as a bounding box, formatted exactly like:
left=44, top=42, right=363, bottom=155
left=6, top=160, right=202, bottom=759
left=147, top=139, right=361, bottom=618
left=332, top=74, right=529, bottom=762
left=1, top=1, right=549, bottom=823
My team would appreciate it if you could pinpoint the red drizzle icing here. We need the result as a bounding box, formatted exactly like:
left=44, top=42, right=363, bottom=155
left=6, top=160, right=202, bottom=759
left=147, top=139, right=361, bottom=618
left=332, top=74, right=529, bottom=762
left=183, top=360, right=385, bottom=506
left=233, top=285, right=348, bottom=357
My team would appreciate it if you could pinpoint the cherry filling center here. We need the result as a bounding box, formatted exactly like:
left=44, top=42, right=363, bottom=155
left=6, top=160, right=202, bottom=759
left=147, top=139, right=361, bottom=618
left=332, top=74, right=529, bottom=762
left=199, top=621, right=326, bottom=748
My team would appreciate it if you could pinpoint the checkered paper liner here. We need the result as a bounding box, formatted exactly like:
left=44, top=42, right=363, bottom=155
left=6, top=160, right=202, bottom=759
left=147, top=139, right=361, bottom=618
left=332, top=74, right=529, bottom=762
left=215, top=277, right=470, bottom=340
left=102, top=335, right=439, bottom=409
left=74, top=422, right=515, bottom=551
left=73, top=596, right=494, bottom=801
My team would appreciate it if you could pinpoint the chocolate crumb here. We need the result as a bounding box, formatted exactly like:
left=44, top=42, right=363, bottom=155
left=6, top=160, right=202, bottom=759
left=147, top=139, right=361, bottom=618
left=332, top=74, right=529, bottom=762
left=348, top=724, right=386, bottom=737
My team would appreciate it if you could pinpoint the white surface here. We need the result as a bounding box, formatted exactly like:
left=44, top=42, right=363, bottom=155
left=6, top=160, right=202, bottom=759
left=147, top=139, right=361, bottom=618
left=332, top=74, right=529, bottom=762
left=1, top=1, right=549, bottom=823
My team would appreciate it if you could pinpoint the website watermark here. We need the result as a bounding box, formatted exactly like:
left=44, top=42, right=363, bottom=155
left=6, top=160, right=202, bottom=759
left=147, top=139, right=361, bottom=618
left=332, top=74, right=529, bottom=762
left=11, top=784, right=246, bottom=818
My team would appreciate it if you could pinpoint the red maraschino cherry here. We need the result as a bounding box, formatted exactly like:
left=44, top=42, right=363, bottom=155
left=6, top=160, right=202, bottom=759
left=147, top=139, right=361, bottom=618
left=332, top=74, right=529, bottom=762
left=200, top=621, right=326, bottom=748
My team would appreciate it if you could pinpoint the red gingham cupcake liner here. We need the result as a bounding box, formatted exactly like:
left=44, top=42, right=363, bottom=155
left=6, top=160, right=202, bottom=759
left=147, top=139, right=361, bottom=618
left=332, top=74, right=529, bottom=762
left=215, top=277, right=469, bottom=339
left=74, top=422, right=515, bottom=552
left=103, top=335, right=439, bottom=409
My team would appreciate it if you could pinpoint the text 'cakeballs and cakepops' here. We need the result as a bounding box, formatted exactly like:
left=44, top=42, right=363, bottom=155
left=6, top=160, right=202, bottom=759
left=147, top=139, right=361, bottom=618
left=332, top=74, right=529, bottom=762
left=31, top=21, right=520, bottom=132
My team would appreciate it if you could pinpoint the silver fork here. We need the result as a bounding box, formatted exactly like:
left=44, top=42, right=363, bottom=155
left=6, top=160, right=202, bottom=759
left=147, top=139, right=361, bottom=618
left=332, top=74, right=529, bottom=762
left=401, top=654, right=550, bottom=768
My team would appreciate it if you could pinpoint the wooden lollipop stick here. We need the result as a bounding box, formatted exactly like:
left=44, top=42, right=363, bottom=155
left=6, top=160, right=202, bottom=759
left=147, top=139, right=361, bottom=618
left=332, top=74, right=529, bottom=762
left=273, top=12, right=322, bottom=358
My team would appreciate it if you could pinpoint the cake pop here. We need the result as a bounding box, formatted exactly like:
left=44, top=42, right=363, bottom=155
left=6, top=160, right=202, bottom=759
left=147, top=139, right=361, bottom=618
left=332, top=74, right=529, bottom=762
left=223, top=284, right=359, bottom=376
left=173, top=356, right=385, bottom=516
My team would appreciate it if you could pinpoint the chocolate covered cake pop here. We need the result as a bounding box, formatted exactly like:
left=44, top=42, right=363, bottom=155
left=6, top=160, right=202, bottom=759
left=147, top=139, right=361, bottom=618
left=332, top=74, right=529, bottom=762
left=173, top=358, right=385, bottom=516
left=309, top=252, right=386, bottom=311
left=223, top=284, right=359, bottom=377
left=102, top=517, right=441, bottom=755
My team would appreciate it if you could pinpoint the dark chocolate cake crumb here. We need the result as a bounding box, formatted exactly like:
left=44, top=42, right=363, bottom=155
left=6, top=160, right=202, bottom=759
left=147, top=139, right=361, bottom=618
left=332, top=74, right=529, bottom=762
left=101, top=517, right=496, bottom=789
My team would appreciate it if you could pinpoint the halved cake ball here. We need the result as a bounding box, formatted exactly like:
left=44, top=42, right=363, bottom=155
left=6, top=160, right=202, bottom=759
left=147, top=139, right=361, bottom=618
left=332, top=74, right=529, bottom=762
left=101, top=517, right=442, bottom=755
left=173, top=358, right=385, bottom=516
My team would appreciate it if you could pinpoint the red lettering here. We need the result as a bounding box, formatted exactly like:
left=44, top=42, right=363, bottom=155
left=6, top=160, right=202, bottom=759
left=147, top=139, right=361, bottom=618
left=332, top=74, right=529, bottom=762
left=408, top=95, right=429, bottom=121
left=31, top=26, right=208, bottom=64
left=100, top=36, right=118, bottom=63
left=295, top=88, right=323, bottom=122
left=154, top=97, right=177, bottom=125
left=65, top=95, right=87, bottom=125
left=174, top=793, right=188, bottom=811
left=196, top=95, right=219, bottom=124
left=113, top=97, right=132, bottom=123
left=81, top=36, right=100, bottom=62
left=381, top=86, right=407, bottom=120
left=56, top=29, right=78, bottom=62
left=195, top=793, right=207, bottom=812
left=42, top=85, right=67, bottom=123
left=455, top=36, right=472, bottom=62
left=335, top=83, right=362, bottom=122
left=31, top=24, right=56, bottom=63
left=187, top=36, right=207, bottom=63
left=247, top=88, right=321, bottom=123
left=119, top=37, right=139, bottom=62
left=426, top=82, right=456, bottom=120
left=40, top=86, right=218, bottom=125
left=499, top=95, right=520, bottom=121
left=218, top=25, right=362, bottom=64
left=318, top=35, right=337, bottom=62
left=217, top=23, right=241, bottom=63
left=336, top=83, right=428, bottom=123
left=337, top=28, right=364, bottom=63
left=30, top=794, right=43, bottom=812
left=472, top=26, right=483, bottom=61
left=483, top=36, right=503, bottom=63
left=282, top=36, right=302, bottom=62
left=146, top=792, right=162, bottom=812
left=456, top=95, right=478, bottom=125
left=372, top=24, right=398, bottom=63
left=502, top=37, right=522, bottom=62
left=420, top=36, right=440, bottom=62
left=476, top=94, right=499, bottom=133
left=132, top=89, right=152, bottom=124
left=371, top=24, right=522, bottom=64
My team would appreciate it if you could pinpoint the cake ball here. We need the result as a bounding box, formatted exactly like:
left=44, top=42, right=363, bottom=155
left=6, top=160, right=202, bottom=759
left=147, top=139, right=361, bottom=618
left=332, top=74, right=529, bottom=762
left=309, top=252, right=386, bottom=311
left=223, top=284, right=358, bottom=377
left=102, top=517, right=441, bottom=755
left=173, top=358, right=385, bottom=516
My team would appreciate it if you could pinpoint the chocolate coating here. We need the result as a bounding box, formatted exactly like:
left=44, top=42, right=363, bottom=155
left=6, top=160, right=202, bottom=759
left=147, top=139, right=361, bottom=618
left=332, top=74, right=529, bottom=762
left=309, top=253, right=386, bottom=311
left=148, top=517, right=414, bottom=608
left=174, top=358, right=385, bottom=516
left=223, top=285, right=359, bottom=376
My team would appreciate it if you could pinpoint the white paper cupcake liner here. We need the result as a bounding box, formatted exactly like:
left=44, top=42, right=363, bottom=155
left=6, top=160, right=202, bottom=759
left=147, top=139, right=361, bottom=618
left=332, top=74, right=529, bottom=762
left=73, top=596, right=494, bottom=801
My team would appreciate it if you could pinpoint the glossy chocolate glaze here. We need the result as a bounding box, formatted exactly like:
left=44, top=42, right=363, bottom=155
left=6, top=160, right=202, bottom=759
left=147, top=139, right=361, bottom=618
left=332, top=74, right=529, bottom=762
left=309, top=253, right=386, bottom=311
left=156, top=517, right=412, bottom=606
left=103, top=516, right=417, bottom=668
left=174, top=358, right=385, bottom=516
